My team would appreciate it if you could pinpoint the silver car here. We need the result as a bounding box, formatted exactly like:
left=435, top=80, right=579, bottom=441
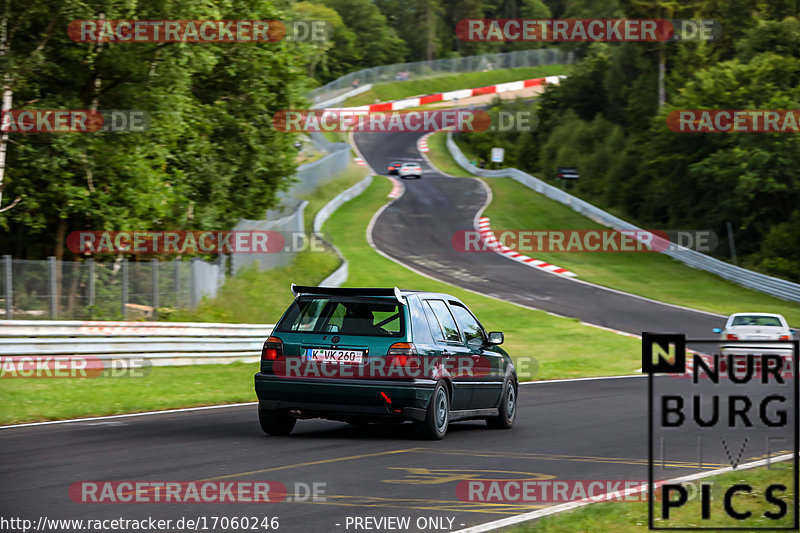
left=714, top=313, right=794, bottom=358
left=398, top=162, right=422, bottom=178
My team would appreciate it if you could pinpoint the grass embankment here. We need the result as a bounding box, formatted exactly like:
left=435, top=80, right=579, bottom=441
left=0, top=364, right=255, bottom=425
left=509, top=463, right=795, bottom=531
left=168, top=160, right=368, bottom=324
left=426, top=131, right=800, bottom=325
left=343, top=65, right=569, bottom=107
left=424, top=132, right=473, bottom=177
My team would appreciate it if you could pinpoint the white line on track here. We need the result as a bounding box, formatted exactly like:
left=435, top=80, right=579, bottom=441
left=453, top=453, right=796, bottom=533
left=0, top=402, right=258, bottom=430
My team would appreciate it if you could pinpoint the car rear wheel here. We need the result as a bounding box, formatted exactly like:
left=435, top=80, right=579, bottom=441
left=414, top=381, right=449, bottom=440
left=486, top=378, right=517, bottom=429
left=259, top=408, right=296, bottom=436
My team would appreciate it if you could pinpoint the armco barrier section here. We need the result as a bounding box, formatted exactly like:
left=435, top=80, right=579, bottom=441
left=0, top=320, right=274, bottom=366
left=328, top=76, right=565, bottom=113
left=446, top=132, right=800, bottom=304
left=309, top=48, right=573, bottom=106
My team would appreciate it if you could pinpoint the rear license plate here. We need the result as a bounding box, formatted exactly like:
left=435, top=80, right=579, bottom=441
left=307, top=348, right=365, bottom=364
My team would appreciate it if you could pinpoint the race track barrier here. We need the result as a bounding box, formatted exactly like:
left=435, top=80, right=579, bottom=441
left=0, top=320, right=274, bottom=367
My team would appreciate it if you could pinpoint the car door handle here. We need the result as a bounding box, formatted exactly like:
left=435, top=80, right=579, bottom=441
left=441, top=349, right=451, bottom=357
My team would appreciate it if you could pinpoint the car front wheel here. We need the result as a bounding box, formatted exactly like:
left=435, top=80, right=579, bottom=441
left=259, top=407, right=296, bottom=436
left=414, top=381, right=449, bottom=440
left=486, top=378, right=517, bottom=429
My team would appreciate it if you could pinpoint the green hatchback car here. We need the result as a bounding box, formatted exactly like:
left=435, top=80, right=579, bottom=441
left=254, top=285, right=517, bottom=439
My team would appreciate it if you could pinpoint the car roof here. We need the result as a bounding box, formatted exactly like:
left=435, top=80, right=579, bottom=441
left=290, top=285, right=463, bottom=306
left=401, top=162, right=418, bottom=166
left=728, top=312, right=785, bottom=318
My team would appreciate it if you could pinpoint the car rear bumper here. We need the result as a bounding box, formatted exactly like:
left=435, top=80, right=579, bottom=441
left=254, top=373, right=436, bottom=419
left=720, top=344, right=794, bottom=357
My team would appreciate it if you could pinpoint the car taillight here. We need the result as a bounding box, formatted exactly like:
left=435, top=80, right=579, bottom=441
left=726, top=334, right=739, bottom=340
left=779, top=335, right=791, bottom=341
left=387, top=342, right=419, bottom=367
left=261, top=336, right=284, bottom=361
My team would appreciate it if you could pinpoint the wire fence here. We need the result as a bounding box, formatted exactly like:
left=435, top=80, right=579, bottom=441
left=309, top=48, right=574, bottom=106
left=0, top=256, right=225, bottom=320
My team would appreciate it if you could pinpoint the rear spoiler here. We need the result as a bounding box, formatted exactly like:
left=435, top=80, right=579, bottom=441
left=290, top=284, right=407, bottom=304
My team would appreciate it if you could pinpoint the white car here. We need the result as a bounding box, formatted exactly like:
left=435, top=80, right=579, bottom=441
left=398, top=162, right=422, bottom=178
left=714, top=313, right=794, bottom=358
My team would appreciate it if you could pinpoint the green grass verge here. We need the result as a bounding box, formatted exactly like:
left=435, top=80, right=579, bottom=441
left=0, top=363, right=256, bottom=425
left=424, top=132, right=472, bottom=177
left=168, top=160, right=368, bottom=324
left=324, top=177, right=641, bottom=380
left=343, top=65, right=570, bottom=107
left=509, top=463, right=795, bottom=531
left=483, top=178, right=800, bottom=325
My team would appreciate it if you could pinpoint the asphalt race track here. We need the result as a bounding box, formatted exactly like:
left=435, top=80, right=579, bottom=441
left=0, top=131, right=794, bottom=533
left=1, top=377, right=793, bottom=532
left=355, top=130, right=726, bottom=340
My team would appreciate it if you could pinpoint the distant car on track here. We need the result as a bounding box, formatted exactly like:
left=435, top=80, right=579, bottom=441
left=254, top=285, right=517, bottom=439
left=714, top=312, right=794, bottom=358
left=387, top=161, right=402, bottom=175
left=398, top=162, right=422, bottom=178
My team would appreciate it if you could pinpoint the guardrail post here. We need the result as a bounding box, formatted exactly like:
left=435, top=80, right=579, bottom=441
left=48, top=256, right=57, bottom=319
left=88, top=258, right=95, bottom=311
left=121, top=258, right=128, bottom=319
left=152, top=258, right=159, bottom=320
left=174, top=258, right=181, bottom=308
left=4, top=255, right=11, bottom=319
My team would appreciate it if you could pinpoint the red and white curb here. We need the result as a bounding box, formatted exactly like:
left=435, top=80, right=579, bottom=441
left=478, top=217, right=577, bottom=277
left=387, top=177, right=404, bottom=198
left=328, top=75, right=565, bottom=113
left=417, top=134, right=431, bottom=153
left=354, top=157, right=366, bottom=166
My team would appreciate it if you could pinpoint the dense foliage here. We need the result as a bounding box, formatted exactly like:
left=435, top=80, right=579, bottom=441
left=455, top=0, right=800, bottom=281
left=1, top=0, right=310, bottom=259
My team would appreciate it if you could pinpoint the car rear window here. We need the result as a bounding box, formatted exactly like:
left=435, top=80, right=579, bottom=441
left=731, top=315, right=783, bottom=327
left=276, top=296, right=405, bottom=337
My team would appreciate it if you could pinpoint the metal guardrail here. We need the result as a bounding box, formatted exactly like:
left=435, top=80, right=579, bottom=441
left=446, top=132, right=800, bottom=304
left=308, top=48, right=574, bottom=105
left=0, top=320, right=274, bottom=366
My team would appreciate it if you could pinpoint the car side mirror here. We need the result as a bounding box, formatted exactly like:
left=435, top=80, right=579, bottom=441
left=487, top=331, right=504, bottom=345
left=712, top=328, right=721, bottom=334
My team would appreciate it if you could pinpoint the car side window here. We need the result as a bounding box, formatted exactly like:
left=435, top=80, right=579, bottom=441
left=425, top=299, right=461, bottom=343
left=450, top=303, right=484, bottom=344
